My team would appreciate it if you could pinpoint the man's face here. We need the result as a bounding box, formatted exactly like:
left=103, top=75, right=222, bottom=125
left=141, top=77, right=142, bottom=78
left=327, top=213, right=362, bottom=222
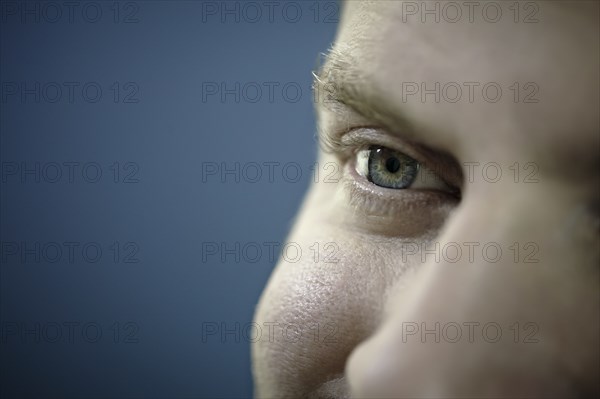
left=253, top=1, right=599, bottom=397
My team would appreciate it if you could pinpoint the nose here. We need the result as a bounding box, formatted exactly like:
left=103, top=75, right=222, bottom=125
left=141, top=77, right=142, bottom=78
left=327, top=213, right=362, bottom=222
left=346, top=182, right=600, bottom=398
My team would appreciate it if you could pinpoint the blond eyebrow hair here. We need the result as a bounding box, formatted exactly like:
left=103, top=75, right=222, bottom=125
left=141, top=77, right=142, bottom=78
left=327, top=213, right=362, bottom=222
left=312, top=44, right=362, bottom=105
left=311, top=45, right=417, bottom=153
left=313, top=45, right=354, bottom=83
left=311, top=46, right=360, bottom=153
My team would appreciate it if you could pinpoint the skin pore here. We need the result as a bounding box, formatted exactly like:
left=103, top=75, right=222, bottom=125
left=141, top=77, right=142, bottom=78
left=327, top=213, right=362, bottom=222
left=253, top=1, right=599, bottom=398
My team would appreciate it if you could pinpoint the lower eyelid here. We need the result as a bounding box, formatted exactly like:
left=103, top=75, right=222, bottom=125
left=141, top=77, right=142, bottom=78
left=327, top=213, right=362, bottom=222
left=343, top=161, right=458, bottom=218
left=340, top=176, right=457, bottom=237
left=332, top=157, right=460, bottom=236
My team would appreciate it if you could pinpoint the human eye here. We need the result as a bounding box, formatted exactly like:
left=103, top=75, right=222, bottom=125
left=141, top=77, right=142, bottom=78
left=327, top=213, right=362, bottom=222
left=326, top=127, right=461, bottom=232
left=332, top=127, right=461, bottom=196
left=355, top=146, right=450, bottom=191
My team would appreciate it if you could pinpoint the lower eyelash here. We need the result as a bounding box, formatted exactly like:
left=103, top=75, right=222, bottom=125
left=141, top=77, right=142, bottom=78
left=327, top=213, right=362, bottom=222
left=342, top=162, right=454, bottom=218
left=341, top=173, right=458, bottom=237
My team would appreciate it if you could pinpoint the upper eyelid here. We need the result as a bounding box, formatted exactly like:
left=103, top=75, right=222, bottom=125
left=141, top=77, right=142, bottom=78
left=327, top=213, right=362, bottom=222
left=330, top=127, right=463, bottom=192
left=333, top=127, right=435, bottom=169
left=314, top=60, right=421, bottom=149
left=315, top=74, right=462, bottom=185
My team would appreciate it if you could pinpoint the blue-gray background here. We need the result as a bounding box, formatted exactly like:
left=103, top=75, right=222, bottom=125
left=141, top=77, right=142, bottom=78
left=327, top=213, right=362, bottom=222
left=0, top=1, right=338, bottom=397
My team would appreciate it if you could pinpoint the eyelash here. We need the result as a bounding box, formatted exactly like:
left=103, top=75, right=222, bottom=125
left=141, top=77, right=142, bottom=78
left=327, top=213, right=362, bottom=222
left=325, top=127, right=427, bottom=165
left=344, top=165, right=453, bottom=217
left=329, top=128, right=460, bottom=215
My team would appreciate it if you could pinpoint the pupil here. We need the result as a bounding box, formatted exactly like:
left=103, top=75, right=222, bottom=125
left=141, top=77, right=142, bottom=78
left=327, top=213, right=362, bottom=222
left=385, top=157, right=401, bottom=173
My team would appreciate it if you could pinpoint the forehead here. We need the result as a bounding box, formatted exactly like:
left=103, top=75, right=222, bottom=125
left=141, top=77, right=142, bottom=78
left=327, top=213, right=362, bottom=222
left=327, top=0, right=599, bottom=169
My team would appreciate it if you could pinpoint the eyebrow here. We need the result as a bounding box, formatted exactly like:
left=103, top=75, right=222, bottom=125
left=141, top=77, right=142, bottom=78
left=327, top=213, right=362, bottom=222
left=312, top=47, right=422, bottom=149
left=312, top=48, right=464, bottom=189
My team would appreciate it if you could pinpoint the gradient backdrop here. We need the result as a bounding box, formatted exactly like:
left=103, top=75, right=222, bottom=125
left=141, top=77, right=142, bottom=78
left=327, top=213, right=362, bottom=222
left=0, top=1, right=338, bottom=397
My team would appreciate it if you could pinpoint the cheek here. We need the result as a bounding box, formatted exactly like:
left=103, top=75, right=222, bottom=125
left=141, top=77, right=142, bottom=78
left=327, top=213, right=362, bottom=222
left=252, top=228, right=411, bottom=396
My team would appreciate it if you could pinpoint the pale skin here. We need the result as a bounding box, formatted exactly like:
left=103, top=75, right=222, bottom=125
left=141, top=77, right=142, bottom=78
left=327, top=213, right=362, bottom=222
left=252, top=1, right=599, bottom=398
